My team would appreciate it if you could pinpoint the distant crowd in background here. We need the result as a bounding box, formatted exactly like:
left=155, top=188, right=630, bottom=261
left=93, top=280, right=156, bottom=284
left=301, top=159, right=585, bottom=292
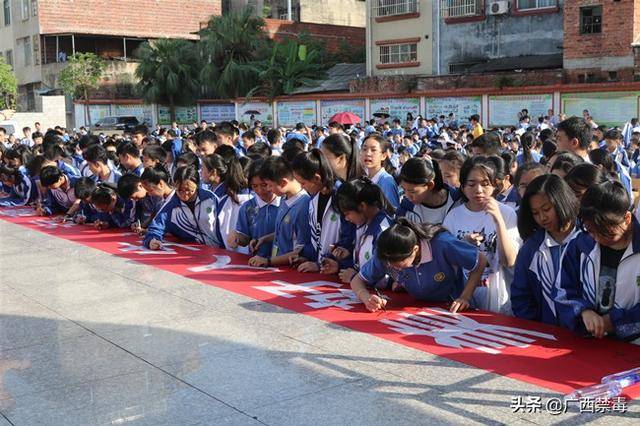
left=1, top=105, right=639, bottom=344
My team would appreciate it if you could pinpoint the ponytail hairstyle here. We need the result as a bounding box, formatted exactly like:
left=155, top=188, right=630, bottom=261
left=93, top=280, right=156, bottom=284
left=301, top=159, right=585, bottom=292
left=141, top=164, right=173, bottom=186
left=176, top=151, right=200, bottom=169
left=291, top=149, right=335, bottom=193
left=363, top=133, right=394, bottom=175
left=588, top=148, right=618, bottom=180
left=565, top=163, right=609, bottom=197
left=521, top=132, right=536, bottom=164
left=90, top=182, right=118, bottom=208
left=399, top=157, right=445, bottom=191
left=375, top=218, right=446, bottom=264
left=336, top=177, right=395, bottom=217
left=201, top=153, right=247, bottom=203
left=517, top=174, right=579, bottom=241
left=321, top=133, right=363, bottom=180
left=549, top=151, right=584, bottom=176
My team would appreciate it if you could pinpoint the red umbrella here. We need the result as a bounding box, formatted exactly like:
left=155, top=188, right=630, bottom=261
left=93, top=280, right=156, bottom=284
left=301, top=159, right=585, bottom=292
left=329, top=112, right=361, bottom=125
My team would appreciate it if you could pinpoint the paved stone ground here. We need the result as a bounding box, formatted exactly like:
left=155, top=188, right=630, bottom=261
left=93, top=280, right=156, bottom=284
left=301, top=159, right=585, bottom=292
left=0, top=220, right=637, bottom=425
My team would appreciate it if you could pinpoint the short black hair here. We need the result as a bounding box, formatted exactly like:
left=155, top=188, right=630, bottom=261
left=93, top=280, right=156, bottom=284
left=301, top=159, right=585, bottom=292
left=116, top=141, right=139, bottom=158
left=197, top=130, right=216, bottom=145
left=604, top=128, right=623, bottom=141
left=117, top=173, right=142, bottom=199
left=580, top=181, right=632, bottom=230
left=83, top=144, right=109, bottom=165
left=74, top=177, right=97, bottom=200
left=556, top=117, right=592, bottom=150
left=259, top=156, right=293, bottom=182
left=133, top=124, right=149, bottom=136
left=517, top=174, right=579, bottom=240
left=469, top=132, right=501, bottom=155
left=40, top=165, right=64, bottom=187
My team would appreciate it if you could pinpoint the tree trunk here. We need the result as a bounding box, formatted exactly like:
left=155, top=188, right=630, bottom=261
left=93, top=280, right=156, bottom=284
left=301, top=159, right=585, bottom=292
left=84, top=87, right=91, bottom=128
left=169, top=96, right=176, bottom=124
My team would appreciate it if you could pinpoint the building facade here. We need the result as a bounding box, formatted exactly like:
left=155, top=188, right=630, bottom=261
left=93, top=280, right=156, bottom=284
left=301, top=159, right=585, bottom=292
left=0, top=0, right=221, bottom=110
left=367, top=0, right=564, bottom=77
left=227, top=0, right=366, bottom=27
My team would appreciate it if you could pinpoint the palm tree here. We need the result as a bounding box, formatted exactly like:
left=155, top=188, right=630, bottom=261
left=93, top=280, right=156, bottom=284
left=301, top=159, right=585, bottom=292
left=255, top=40, right=326, bottom=100
left=134, top=39, right=200, bottom=122
left=199, top=6, right=268, bottom=99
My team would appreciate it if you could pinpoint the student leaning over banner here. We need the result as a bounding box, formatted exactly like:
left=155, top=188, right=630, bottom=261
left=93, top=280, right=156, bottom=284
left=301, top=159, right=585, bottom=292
left=144, top=166, right=223, bottom=250
left=555, top=181, right=640, bottom=341
left=350, top=218, right=487, bottom=313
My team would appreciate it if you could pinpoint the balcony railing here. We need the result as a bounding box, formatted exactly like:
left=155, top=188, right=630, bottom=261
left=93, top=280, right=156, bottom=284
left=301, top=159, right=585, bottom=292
left=441, top=0, right=482, bottom=18
left=373, top=0, right=419, bottom=18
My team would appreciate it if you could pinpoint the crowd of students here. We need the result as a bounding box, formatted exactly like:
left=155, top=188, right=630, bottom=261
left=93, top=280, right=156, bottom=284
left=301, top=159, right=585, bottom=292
left=1, top=111, right=639, bottom=344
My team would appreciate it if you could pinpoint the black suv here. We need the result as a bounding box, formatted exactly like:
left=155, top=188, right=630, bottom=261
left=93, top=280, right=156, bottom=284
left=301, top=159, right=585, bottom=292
left=93, top=116, right=140, bottom=132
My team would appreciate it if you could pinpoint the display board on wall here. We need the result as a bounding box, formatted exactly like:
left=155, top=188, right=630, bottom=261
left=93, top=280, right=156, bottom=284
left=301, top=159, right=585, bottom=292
left=276, top=101, right=317, bottom=127
left=200, top=103, right=236, bottom=124
left=424, top=96, right=481, bottom=121
left=489, top=94, right=552, bottom=127
left=320, top=99, right=365, bottom=125
left=157, top=106, right=197, bottom=125
left=370, top=98, right=420, bottom=123
left=74, top=104, right=112, bottom=127
left=114, top=104, right=154, bottom=125
left=561, top=92, right=640, bottom=127
left=237, top=102, right=273, bottom=126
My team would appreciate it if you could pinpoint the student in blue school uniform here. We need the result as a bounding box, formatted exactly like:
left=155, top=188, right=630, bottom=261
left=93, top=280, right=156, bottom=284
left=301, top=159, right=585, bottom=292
left=248, top=156, right=311, bottom=267
left=201, top=153, right=251, bottom=253
left=360, top=134, right=401, bottom=209
left=228, top=159, right=280, bottom=258
left=117, top=142, right=144, bottom=177
left=37, top=165, right=79, bottom=216
left=556, top=181, right=640, bottom=341
left=496, top=151, right=520, bottom=209
left=68, top=177, right=97, bottom=224
left=331, top=178, right=394, bottom=285
left=396, top=157, right=462, bottom=225
left=117, top=173, right=163, bottom=232
left=144, top=166, right=222, bottom=250
left=91, top=183, right=136, bottom=230
left=350, top=218, right=487, bottom=313
left=291, top=149, right=355, bottom=273
left=516, top=132, right=543, bottom=166
left=140, top=165, right=174, bottom=202
left=83, top=144, right=122, bottom=184
left=0, top=164, right=37, bottom=207
left=511, top=174, right=580, bottom=325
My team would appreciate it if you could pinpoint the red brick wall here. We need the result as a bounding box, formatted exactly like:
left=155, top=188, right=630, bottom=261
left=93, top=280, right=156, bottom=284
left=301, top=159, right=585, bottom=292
left=38, top=0, right=221, bottom=40
left=563, top=0, right=635, bottom=60
left=263, top=18, right=365, bottom=53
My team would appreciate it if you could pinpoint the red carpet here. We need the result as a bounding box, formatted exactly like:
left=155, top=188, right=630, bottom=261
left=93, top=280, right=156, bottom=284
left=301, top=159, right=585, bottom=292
left=2, top=207, right=639, bottom=398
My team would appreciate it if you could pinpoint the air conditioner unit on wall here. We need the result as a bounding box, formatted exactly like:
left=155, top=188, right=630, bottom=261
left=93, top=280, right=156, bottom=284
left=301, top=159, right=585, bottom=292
left=488, top=0, right=508, bottom=15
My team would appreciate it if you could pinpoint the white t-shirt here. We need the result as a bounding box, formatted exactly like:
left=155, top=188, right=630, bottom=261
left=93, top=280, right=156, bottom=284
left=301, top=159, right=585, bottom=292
left=442, top=202, right=521, bottom=315
left=219, top=193, right=253, bottom=254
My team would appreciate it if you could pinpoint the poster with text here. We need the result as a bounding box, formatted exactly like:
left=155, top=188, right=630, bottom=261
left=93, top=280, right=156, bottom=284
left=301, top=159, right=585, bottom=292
left=276, top=101, right=317, bottom=127
left=489, top=94, right=552, bottom=127
left=200, top=103, right=236, bottom=124
left=424, top=97, right=481, bottom=121
left=370, top=98, right=420, bottom=123
left=114, top=104, right=154, bottom=125
left=320, top=99, right=366, bottom=125
left=158, top=106, right=197, bottom=125
left=74, top=104, right=112, bottom=127
left=237, top=102, right=273, bottom=126
left=561, top=92, right=640, bottom=127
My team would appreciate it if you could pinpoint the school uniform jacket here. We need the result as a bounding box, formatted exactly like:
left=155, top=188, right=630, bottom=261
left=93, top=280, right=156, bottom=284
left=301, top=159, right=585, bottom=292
left=349, top=210, right=393, bottom=271
left=43, top=175, right=79, bottom=215
left=272, top=190, right=311, bottom=257
left=360, top=230, right=480, bottom=302
left=303, top=190, right=356, bottom=263
left=555, top=218, right=640, bottom=340
left=369, top=168, right=400, bottom=209
left=511, top=227, right=579, bottom=325
left=96, top=196, right=136, bottom=229
left=0, top=168, right=36, bottom=207
left=396, top=185, right=462, bottom=225
left=235, top=195, right=281, bottom=258
left=143, top=188, right=223, bottom=248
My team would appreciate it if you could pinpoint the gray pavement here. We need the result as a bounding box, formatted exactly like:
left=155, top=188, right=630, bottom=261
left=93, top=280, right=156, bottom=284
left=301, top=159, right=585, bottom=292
left=0, top=220, right=637, bottom=425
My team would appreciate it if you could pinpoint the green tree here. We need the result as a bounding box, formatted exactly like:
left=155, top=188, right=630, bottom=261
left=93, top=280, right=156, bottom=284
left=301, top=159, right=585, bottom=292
left=199, top=6, right=269, bottom=99
left=58, top=52, right=107, bottom=126
left=0, top=56, right=18, bottom=110
left=134, top=39, right=201, bottom=123
left=254, top=40, right=326, bottom=100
